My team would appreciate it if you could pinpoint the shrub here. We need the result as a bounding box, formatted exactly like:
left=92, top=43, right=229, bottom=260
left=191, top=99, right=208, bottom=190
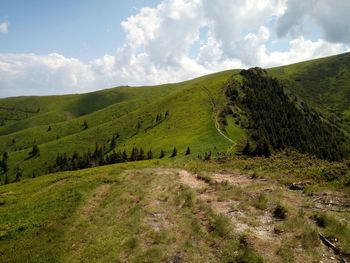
left=273, top=204, right=288, bottom=219
left=212, top=214, right=231, bottom=237
left=254, top=193, right=268, bottom=210
left=301, top=228, right=319, bottom=249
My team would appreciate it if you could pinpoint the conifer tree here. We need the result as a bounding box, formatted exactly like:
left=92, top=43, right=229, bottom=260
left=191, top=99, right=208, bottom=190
left=170, top=147, right=177, bottom=157
left=147, top=150, right=153, bottom=160
left=185, top=147, right=191, bottom=155
left=242, top=140, right=252, bottom=156
left=159, top=149, right=165, bottom=159
left=15, top=166, right=22, bottom=182
left=4, top=174, right=9, bottom=184
left=2, top=152, right=8, bottom=173
left=47, top=126, right=52, bottom=131
left=30, top=145, right=40, bottom=157
left=82, top=120, right=88, bottom=130
left=122, top=150, right=128, bottom=162
left=138, top=148, right=145, bottom=160
left=110, top=134, right=117, bottom=150
left=130, top=147, right=139, bottom=161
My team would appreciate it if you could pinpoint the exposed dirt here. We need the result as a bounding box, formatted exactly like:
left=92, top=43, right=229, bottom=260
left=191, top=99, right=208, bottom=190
left=177, top=168, right=346, bottom=262
left=178, top=170, right=207, bottom=189
left=79, top=184, right=111, bottom=221
left=212, top=172, right=253, bottom=185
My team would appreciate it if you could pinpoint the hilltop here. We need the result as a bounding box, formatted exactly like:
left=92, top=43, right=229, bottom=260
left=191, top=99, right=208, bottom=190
left=1, top=53, right=350, bottom=181
left=1, top=53, right=350, bottom=262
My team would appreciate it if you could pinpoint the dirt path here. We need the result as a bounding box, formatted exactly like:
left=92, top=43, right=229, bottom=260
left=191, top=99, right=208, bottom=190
left=178, top=170, right=207, bottom=189
left=177, top=168, right=345, bottom=262
left=72, top=184, right=111, bottom=226
left=201, top=87, right=234, bottom=144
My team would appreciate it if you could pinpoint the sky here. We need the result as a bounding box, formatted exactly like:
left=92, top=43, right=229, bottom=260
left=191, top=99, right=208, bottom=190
left=0, top=0, right=349, bottom=98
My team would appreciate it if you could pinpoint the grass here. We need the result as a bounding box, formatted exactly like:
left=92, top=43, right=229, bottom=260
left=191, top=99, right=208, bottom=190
left=0, top=70, right=240, bottom=181
left=0, top=161, right=270, bottom=262
left=314, top=212, right=350, bottom=254
left=1, top=150, right=349, bottom=262
left=268, top=51, right=350, bottom=130
left=254, top=193, right=268, bottom=210
left=1, top=52, right=350, bottom=261
left=2, top=52, right=350, bottom=181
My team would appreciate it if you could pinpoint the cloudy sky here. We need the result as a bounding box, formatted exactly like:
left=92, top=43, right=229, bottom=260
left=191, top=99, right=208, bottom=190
left=0, top=0, right=349, bottom=97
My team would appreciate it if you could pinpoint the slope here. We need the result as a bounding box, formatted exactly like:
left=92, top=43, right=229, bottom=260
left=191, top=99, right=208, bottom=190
left=1, top=70, right=243, bottom=181
left=1, top=155, right=349, bottom=262
left=267, top=52, right=350, bottom=127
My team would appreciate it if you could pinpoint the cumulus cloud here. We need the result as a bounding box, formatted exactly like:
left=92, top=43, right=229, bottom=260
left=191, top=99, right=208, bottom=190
left=0, top=53, right=96, bottom=97
left=0, top=0, right=349, bottom=97
left=277, top=0, right=350, bottom=44
left=0, top=21, right=8, bottom=33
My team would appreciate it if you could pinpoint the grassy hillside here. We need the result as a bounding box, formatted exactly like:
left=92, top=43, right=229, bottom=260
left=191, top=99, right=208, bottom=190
left=0, top=70, right=243, bottom=181
left=268, top=52, right=350, bottom=128
left=1, top=53, right=350, bottom=182
left=1, top=154, right=349, bottom=262
left=1, top=53, right=350, bottom=262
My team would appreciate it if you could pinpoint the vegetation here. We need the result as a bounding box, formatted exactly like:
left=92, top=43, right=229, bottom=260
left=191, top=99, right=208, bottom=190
left=0, top=70, right=236, bottom=181
left=1, top=53, right=350, bottom=262
left=225, top=67, right=349, bottom=161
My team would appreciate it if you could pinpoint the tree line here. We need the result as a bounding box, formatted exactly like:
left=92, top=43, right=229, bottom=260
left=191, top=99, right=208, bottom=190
left=225, top=67, right=349, bottom=161
left=48, top=144, right=191, bottom=173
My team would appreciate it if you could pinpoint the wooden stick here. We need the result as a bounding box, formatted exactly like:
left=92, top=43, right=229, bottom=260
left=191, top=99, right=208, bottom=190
left=319, top=232, right=348, bottom=263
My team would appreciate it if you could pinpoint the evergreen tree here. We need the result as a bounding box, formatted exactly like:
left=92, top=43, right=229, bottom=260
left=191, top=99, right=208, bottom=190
left=204, top=151, right=212, bottom=161
left=170, top=147, right=177, bottom=157
left=225, top=68, right=349, bottom=161
left=0, top=119, right=5, bottom=126
left=110, top=134, right=117, bottom=150
left=47, top=126, right=52, bottom=131
left=130, top=147, right=139, bottom=161
left=122, top=150, right=128, bottom=162
left=29, top=145, right=40, bottom=157
left=4, top=174, right=9, bottom=184
left=15, top=166, right=22, bottom=182
left=1, top=159, right=8, bottom=173
left=138, top=148, right=145, bottom=160
left=159, top=149, right=165, bottom=159
left=109, top=150, right=118, bottom=164
left=82, top=120, right=89, bottom=130
left=185, top=147, right=191, bottom=155
left=242, top=140, right=252, bottom=156
left=147, top=150, right=153, bottom=160
left=254, top=139, right=271, bottom=158
left=262, top=140, right=271, bottom=158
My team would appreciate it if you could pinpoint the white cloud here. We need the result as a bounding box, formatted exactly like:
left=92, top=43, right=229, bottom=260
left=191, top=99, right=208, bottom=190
left=0, top=0, right=349, bottom=97
left=0, top=21, right=8, bottom=33
left=277, top=0, right=350, bottom=44
left=0, top=53, right=96, bottom=97
left=261, top=37, right=349, bottom=67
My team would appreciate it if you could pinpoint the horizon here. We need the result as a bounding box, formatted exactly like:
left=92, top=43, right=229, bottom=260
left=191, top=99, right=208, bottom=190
left=1, top=0, right=350, bottom=97
left=0, top=51, right=349, bottom=99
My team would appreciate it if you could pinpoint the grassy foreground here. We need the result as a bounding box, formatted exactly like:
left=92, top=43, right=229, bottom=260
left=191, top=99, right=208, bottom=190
left=1, top=153, right=349, bottom=262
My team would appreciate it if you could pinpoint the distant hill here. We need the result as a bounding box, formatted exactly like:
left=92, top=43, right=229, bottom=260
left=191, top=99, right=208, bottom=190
left=268, top=52, right=350, bottom=127
left=1, top=53, right=350, bottom=182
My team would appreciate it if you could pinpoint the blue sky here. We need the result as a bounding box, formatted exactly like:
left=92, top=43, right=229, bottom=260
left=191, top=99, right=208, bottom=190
left=0, top=0, right=159, bottom=61
left=0, top=0, right=349, bottom=97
